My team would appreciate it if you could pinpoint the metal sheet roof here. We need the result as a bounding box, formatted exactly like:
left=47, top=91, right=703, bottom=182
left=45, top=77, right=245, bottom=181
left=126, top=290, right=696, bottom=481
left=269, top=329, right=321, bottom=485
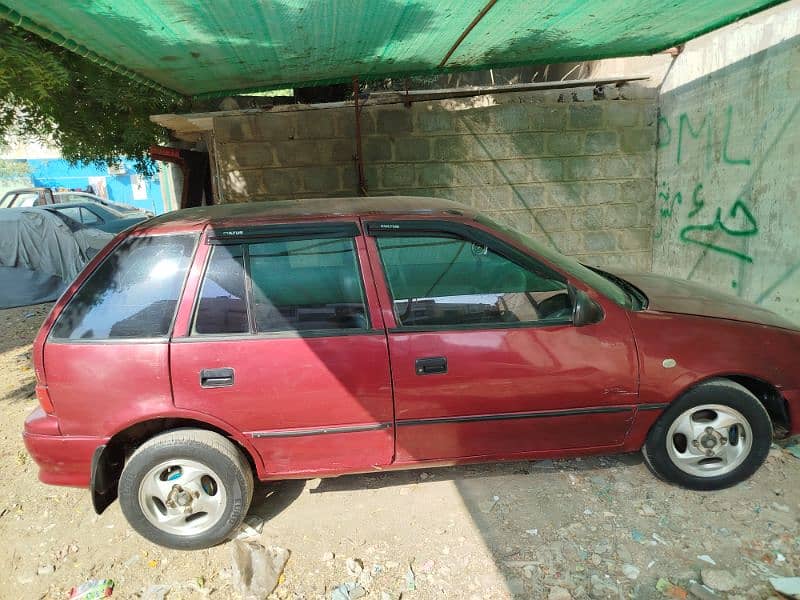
left=0, top=0, right=784, bottom=98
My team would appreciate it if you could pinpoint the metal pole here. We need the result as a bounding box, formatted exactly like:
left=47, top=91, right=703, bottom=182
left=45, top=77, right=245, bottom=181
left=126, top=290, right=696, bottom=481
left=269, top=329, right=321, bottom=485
left=353, top=77, right=367, bottom=196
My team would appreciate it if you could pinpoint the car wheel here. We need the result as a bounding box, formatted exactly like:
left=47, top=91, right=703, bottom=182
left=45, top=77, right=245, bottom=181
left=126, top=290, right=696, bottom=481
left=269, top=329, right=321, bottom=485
left=118, top=429, right=254, bottom=549
left=643, top=379, right=772, bottom=491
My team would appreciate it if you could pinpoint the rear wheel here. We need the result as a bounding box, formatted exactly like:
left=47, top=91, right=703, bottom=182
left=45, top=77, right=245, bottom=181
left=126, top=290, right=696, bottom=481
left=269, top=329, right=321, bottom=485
left=643, top=380, right=772, bottom=490
left=118, top=429, right=254, bottom=549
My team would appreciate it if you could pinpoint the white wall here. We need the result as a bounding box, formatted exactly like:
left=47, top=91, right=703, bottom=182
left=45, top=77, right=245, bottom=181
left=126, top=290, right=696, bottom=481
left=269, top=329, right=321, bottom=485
left=654, top=1, right=800, bottom=323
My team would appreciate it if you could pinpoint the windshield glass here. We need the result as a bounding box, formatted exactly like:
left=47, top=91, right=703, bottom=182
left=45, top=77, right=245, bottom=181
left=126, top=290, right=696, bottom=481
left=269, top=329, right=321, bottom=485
left=476, top=215, right=632, bottom=308
left=1, top=193, right=36, bottom=208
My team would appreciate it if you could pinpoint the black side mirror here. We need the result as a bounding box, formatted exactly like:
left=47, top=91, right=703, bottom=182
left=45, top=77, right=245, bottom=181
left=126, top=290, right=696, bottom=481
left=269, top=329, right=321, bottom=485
left=571, top=287, right=604, bottom=326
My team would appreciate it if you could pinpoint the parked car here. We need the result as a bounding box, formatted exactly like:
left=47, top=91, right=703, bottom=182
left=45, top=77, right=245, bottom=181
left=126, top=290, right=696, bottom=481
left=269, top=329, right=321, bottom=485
left=0, top=187, right=57, bottom=208
left=42, top=208, right=116, bottom=259
left=0, top=208, right=110, bottom=308
left=40, top=201, right=150, bottom=234
left=53, top=191, right=153, bottom=217
left=23, top=196, right=799, bottom=549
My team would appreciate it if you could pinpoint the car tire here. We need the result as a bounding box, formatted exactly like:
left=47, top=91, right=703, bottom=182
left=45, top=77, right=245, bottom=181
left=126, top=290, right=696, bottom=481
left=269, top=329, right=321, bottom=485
left=642, top=379, right=772, bottom=491
left=118, top=429, right=254, bottom=550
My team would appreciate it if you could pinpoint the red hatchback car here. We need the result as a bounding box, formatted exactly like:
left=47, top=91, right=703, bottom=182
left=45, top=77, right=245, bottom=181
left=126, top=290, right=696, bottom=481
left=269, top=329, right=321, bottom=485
left=23, top=196, right=800, bottom=549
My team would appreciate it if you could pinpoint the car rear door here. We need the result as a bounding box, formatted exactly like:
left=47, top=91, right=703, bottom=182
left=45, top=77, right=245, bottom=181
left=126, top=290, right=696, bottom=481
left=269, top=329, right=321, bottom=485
left=170, top=221, right=395, bottom=476
left=363, top=218, right=639, bottom=464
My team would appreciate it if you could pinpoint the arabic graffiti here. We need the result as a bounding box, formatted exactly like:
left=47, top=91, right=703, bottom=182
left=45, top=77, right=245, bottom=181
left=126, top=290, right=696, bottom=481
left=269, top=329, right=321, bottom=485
left=679, top=197, right=758, bottom=263
left=656, top=104, right=757, bottom=264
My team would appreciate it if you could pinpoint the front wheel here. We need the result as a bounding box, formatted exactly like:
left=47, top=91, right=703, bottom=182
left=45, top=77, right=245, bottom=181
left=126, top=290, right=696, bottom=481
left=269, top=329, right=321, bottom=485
left=643, top=379, right=772, bottom=491
left=118, top=429, right=254, bottom=549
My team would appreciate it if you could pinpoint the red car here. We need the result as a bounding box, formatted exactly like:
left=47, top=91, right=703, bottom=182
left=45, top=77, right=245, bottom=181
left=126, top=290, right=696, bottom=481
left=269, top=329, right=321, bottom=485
left=23, top=196, right=799, bottom=549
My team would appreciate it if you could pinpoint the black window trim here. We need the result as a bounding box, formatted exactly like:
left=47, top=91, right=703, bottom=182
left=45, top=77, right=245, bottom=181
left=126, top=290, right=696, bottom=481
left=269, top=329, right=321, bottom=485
left=366, top=219, right=574, bottom=333
left=189, top=223, right=374, bottom=339
left=206, top=222, right=360, bottom=245
left=48, top=232, right=200, bottom=344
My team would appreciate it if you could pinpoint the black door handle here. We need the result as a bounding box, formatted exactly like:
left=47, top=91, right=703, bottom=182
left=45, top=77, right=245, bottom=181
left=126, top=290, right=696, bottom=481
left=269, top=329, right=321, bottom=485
left=200, top=367, right=235, bottom=388
left=415, top=356, right=447, bottom=375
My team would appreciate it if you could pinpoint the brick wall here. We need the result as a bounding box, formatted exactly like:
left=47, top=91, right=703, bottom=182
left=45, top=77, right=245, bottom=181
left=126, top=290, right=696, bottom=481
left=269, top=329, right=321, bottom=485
left=212, top=85, right=657, bottom=271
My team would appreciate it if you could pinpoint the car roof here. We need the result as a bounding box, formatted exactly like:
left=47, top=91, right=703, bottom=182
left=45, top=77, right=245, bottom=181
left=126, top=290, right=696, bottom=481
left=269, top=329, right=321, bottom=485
left=134, top=196, right=478, bottom=235
left=2, top=188, right=47, bottom=194
left=46, top=202, right=106, bottom=210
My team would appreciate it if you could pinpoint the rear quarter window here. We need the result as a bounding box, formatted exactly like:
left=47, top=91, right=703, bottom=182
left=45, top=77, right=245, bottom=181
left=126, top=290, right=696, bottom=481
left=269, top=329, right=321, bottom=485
left=50, top=235, right=197, bottom=340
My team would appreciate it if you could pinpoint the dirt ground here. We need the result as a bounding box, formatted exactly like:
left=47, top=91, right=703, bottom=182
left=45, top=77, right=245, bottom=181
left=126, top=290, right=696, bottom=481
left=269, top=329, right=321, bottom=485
left=1, top=304, right=799, bottom=600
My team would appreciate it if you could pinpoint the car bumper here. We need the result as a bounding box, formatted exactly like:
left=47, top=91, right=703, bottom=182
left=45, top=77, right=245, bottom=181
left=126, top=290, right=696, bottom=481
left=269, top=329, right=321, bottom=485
left=23, top=408, right=107, bottom=488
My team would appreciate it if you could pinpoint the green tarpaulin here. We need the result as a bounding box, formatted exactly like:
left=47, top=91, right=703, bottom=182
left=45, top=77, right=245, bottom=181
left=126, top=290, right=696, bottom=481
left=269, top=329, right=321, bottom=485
left=0, top=0, right=785, bottom=98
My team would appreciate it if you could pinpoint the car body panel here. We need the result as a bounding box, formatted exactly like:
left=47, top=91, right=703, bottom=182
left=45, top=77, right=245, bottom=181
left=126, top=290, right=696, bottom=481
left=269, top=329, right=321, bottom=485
left=618, top=271, right=800, bottom=331
left=44, top=342, right=175, bottom=437
left=627, top=310, right=800, bottom=407
left=170, top=335, right=395, bottom=474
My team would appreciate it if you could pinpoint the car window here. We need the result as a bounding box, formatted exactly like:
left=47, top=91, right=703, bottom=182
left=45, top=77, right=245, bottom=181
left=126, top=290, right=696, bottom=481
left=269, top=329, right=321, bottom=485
left=194, top=245, right=249, bottom=334
left=193, top=236, right=369, bottom=335
left=376, top=236, right=572, bottom=328
left=476, top=214, right=631, bottom=308
left=14, top=193, right=38, bottom=207
left=79, top=207, right=101, bottom=224
left=250, top=237, right=368, bottom=332
left=55, top=206, right=83, bottom=222
left=50, top=235, right=197, bottom=340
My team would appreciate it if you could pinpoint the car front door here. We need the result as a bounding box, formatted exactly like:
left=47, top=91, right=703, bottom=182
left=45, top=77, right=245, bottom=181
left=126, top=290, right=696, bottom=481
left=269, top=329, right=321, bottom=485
left=364, top=218, right=639, bottom=464
left=170, top=221, right=395, bottom=476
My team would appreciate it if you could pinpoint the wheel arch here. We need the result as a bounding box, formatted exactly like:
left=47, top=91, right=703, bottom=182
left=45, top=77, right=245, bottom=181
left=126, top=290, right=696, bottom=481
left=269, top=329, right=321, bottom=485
left=682, top=374, right=790, bottom=436
left=626, top=372, right=790, bottom=453
left=91, top=415, right=263, bottom=515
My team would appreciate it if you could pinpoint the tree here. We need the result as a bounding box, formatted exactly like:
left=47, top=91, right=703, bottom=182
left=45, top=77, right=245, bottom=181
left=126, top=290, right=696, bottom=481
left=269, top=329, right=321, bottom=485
left=0, top=23, right=188, bottom=175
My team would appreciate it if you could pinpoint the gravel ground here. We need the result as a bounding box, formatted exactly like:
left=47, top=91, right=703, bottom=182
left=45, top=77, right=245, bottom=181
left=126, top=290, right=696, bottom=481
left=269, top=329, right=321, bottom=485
left=1, top=304, right=799, bottom=599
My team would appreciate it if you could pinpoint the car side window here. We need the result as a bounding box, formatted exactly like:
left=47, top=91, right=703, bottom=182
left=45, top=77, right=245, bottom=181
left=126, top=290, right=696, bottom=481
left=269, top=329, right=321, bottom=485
left=50, top=235, right=197, bottom=340
left=16, top=193, right=37, bottom=207
left=376, top=236, right=572, bottom=328
left=193, top=236, right=369, bottom=335
left=251, top=237, right=368, bottom=332
left=56, top=207, right=82, bottom=222
left=80, top=207, right=101, bottom=224
left=194, top=245, right=249, bottom=334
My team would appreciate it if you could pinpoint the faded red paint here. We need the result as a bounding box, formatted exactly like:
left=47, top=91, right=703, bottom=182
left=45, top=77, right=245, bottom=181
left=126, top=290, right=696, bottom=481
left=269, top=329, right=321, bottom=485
left=22, top=197, right=800, bottom=490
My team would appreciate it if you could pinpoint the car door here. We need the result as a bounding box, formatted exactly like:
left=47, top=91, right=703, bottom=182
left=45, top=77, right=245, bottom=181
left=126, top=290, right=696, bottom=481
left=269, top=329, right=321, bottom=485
left=170, top=221, right=395, bottom=476
left=363, top=218, right=639, bottom=464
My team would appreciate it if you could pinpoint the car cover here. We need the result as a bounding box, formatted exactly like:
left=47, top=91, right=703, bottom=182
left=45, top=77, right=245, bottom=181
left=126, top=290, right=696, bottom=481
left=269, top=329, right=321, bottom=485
left=0, top=208, right=112, bottom=308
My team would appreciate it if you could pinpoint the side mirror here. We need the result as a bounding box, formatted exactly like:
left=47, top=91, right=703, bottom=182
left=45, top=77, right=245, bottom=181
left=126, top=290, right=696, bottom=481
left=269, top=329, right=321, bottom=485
left=572, top=287, right=604, bottom=326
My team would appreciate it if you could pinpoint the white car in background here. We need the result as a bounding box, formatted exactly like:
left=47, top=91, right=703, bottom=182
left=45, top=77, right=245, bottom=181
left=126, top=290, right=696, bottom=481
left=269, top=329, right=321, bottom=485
left=53, top=191, right=154, bottom=217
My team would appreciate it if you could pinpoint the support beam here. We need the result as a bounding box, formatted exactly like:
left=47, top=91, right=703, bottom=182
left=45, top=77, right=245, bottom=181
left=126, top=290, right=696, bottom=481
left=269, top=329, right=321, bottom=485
left=352, top=77, right=368, bottom=196
left=438, top=0, right=498, bottom=68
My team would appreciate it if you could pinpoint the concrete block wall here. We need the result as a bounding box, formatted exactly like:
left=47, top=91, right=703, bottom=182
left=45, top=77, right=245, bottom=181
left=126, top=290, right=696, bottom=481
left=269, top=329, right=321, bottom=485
left=213, top=85, right=657, bottom=270
left=653, top=2, right=800, bottom=323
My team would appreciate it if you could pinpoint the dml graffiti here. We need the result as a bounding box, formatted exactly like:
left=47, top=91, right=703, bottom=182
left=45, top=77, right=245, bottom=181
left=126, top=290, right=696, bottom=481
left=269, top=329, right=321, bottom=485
left=656, top=105, right=757, bottom=263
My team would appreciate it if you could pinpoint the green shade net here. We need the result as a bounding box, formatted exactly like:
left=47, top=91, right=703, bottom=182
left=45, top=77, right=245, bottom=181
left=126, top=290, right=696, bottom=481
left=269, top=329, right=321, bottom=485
left=0, top=0, right=784, bottom=98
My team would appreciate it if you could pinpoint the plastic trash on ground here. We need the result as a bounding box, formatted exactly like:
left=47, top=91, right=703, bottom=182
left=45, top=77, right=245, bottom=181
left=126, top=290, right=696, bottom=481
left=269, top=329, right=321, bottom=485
left=68, top=579, right=114, bottom=599
left=230, top=539, right=290, bottom=599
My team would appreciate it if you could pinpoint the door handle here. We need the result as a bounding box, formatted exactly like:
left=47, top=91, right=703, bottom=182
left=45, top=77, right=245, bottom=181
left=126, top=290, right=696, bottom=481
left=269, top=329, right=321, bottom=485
left=415, top=356, right=447, bottom=375
left=200, top=367, right=235, bottom=388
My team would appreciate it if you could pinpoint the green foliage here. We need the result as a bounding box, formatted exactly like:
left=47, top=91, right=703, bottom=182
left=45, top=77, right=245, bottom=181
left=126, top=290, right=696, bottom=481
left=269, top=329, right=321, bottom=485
left=0, top=23, right=188, bottom=175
